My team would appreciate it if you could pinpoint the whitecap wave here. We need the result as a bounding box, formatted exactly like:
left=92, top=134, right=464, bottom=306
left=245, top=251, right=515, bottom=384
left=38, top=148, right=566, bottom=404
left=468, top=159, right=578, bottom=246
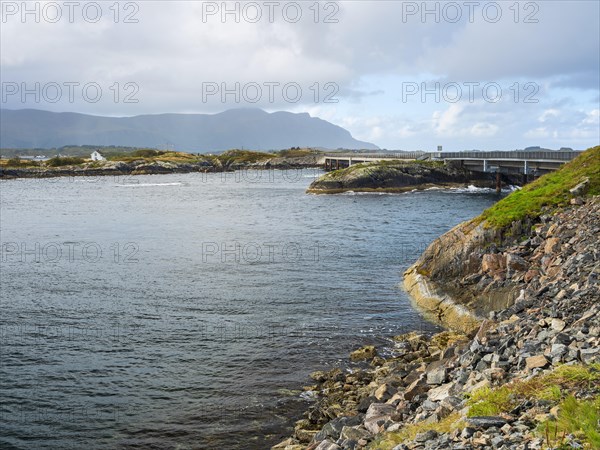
left=115, top=182, right=183, bottom=187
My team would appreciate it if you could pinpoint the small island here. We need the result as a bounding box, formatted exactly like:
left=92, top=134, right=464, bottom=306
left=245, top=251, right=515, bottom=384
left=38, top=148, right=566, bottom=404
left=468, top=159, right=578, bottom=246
left=306, top=160, right=511, bottom=194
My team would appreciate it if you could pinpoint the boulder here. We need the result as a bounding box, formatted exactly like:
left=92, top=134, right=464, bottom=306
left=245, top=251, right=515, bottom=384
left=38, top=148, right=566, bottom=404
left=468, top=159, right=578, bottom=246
left=363, top=403, right=395, bottom=434
left=569, top=177, right=589, bottom=196
left=544, top=237, right=561, bottom=254
left=466, top=416, right=508, bottom=428
left=550, top=318, right=566, bottom=332
left=482, top=253, right=506, bottom=274
left=339, top=426, right=371, bottom=441
left=426, top=365, right=447, bottom=385
left=350, top=345, right=377, bottom=361
left=525, top=354, right=549, bottom=370
left=314, top=440, right=341, bottom=450
left=403, top=375, right=431, bottom=400
left=506, top=253, right=528, bottom=272
left=428, top=382, right=455, bottom=402
left=374, top=383, right=395, bottom=401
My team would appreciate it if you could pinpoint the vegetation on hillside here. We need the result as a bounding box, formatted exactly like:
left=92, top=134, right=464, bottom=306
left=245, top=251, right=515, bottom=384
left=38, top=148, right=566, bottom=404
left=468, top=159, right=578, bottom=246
left=321, top=159, right=444, bottom=179
left=107, top=150, right=201, bottom=163
left=1, top=156, right=40, bottom=167
left=480, top=145, right=600, bottom=228
left=46, top=156, right=86, bottom=167
left=369, top=364, right=600, bottom=450
left=0, top=145, right=158, bottom=159
left=215, top=149, right=274, bottom=165
left=276, top=148, right=320, bottom=158
left=466, top=364, right=600, bottom=449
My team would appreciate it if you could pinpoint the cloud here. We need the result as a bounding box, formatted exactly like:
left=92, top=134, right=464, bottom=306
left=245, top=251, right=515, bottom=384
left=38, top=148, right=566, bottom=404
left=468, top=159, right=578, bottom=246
left=0, top=1, right=598, bottom=150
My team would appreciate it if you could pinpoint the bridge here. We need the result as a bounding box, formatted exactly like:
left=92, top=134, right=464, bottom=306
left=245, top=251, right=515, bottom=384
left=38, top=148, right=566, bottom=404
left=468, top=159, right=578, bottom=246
left=320, top=150, right=582, bottom=175
left=431, top=150, right=582, bottom=175
left=319, top=152, right=426, bottom=171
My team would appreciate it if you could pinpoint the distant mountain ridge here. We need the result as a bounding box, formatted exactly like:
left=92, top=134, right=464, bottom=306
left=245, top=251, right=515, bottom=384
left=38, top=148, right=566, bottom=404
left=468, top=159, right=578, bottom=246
left=0, top=108, right=378, bottom=152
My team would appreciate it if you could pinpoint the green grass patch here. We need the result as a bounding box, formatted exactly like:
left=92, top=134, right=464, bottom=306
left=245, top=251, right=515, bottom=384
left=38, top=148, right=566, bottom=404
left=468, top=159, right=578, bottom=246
left=276, top=148, right=320, bottom=158
left=466, top=364, right=600, bottom=418
left=325, top=159, right=444, bottom=179
left=1, top=157, right=41, bottom=168
left=467, top=385, right=516, bottom=416
left=46, top=156, right=86, bottom=167
left=368, top=412, right=464, bottom=450
left=217, top=149, right=274, bottom=165
left=479, top=146, right=600, bottom=229
left=538, top=395, right=600, bottom=449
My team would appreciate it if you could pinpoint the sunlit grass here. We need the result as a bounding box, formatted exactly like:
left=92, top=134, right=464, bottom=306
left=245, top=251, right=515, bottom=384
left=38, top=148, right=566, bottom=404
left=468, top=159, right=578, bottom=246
left=368, top=412, right=464, bottom=450
left=479, top=146, right=600, bottom=228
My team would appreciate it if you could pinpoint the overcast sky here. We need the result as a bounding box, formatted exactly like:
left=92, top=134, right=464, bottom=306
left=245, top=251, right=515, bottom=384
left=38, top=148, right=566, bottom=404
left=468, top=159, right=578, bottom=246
left=1, top=0, right=599, bottom=150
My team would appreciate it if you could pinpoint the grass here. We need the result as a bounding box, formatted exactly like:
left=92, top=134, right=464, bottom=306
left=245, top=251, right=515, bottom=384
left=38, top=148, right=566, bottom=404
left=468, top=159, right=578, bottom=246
left=467, top=385, right=515, bottom=416
left=464, top=364, right=600, bottom=448
left=276, top=148, right=320, bottom=158
left=466, top=364, right=600, bottom=417
left=107, top=151, right=201, bottom=163
left=538, top=395, right=600, bottom=449
left=216, top=149, right=274, bottom=165
left=46, top=156, right=86, bottom=167
left=342, top=159, right=443, bottom=170
left=1, top=157, right=41, bottom=168
left=325, top=159, right=444, bottom=179
left=368, top=412, right=464, bottom=450
left=479, top=145, right=600, bottom=229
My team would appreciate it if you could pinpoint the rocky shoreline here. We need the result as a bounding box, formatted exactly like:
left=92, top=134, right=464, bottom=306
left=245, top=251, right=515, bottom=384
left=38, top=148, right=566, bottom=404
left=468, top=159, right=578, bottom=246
left=274, top=148, right=600, bottom=450
left=0, top=154, right=321, bottom=179
left=274, top=196, right=599, bottom=450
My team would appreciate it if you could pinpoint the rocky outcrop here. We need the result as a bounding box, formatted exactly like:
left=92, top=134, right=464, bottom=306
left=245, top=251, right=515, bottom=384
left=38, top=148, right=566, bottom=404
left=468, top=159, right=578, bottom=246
left=404, top=197, right=599, bottom=334
left=274, top=197, right=600, bottom=450
left=307, top=162, right=505, bottom=194
left=0, top=155, right=321, bottom=179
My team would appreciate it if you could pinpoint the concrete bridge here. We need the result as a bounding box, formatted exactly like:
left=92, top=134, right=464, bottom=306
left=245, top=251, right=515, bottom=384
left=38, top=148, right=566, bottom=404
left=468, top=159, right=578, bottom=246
left=432, top=150, right=582, bottom=175
left=320, top=150, right=582, bottom=175
left=319, top=152, right=426, bottom=171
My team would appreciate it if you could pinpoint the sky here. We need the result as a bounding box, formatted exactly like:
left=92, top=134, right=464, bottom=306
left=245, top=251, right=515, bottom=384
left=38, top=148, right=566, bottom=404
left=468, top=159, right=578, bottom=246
left=1, top=0, right=599, bottom=151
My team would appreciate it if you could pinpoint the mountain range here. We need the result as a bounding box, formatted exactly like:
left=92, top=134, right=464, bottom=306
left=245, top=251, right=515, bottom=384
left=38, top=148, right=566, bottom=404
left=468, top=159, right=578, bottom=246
left=0, top=108, right=378, bottom=151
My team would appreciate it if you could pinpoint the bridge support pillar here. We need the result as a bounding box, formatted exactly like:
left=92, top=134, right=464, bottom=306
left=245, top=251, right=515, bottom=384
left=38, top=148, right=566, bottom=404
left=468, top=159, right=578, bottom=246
left=496, top=171, right=501, bottom=194
left=483, top=159, right=488, bottom=172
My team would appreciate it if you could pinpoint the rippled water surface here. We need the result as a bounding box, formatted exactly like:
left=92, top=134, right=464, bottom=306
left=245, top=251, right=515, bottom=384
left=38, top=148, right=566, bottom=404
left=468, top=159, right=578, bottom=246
left=0, top=170, right=501, bottom=449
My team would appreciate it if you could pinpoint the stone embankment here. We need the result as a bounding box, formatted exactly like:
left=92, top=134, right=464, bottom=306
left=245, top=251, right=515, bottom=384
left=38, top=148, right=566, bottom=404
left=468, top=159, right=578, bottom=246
left=273, top=196, right=599, bottom=450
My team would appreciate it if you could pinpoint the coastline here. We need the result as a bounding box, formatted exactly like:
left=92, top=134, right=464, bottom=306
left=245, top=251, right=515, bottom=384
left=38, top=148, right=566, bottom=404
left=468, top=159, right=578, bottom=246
left=0, top=161, right=322, bottom=180
left=273, top=147, right=600, bottom=450
left=274, top=196, right=600, bottom=450
left=402, top=268, right=482, bottom=335
left=306, top=182, right=493, bottom=195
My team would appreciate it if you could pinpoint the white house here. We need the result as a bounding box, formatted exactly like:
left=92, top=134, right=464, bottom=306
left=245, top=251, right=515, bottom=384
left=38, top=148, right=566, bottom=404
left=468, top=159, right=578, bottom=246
left=91, top=150, right=106, bottom=161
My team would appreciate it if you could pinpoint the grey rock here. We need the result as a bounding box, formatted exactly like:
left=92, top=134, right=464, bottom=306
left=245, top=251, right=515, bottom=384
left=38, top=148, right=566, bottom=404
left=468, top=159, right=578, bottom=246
left=339, top=426, right=370, bottom=442
left=426, top=365, right=447, bottom=385
left=315, top=439, right=342, bottom=450
left=364, top=403, right=395, bottom=435
left=415, top=430, right=438, bottom=442
left=466, top=416, right=508, bottom=428
left=580, top=347, right=599, bottom=363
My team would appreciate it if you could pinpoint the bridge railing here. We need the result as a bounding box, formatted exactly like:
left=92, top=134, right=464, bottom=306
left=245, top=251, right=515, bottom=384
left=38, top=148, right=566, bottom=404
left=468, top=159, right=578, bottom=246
left=323, top=150, right=583, bottom=162
left=437, top=151, right=582, bottom=161
left=323, top=152, right=425, bottom=160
